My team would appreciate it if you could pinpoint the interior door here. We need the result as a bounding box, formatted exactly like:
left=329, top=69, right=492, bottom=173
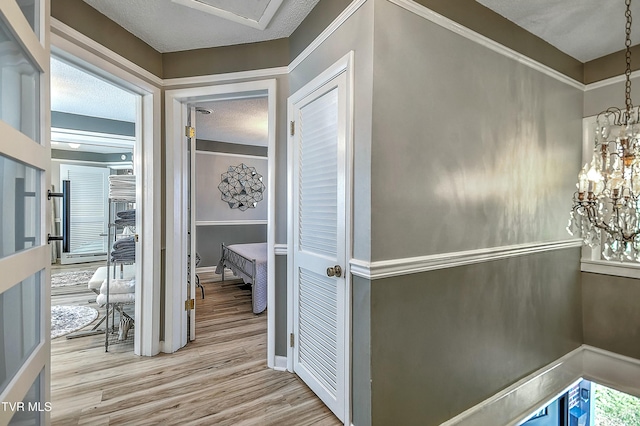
left=59, top=164, right=109, bottom=264
left=291, top=71, right=349, bottom=423
left=0, top=0, right=51, bottom=424
left=187, top=106, right=196, bottom=341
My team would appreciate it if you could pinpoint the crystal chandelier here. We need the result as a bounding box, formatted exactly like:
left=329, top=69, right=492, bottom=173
left=567, top=0, right=640, bottom=261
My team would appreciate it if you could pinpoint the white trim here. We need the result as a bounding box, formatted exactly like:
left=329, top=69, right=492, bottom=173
left=51, top=29, right=162, bottom=357
left=387, top=0, right=584, bottom=91
left=171, top=0, right=283, bottom=31
left=350, top=239, right=582, bottom=280
left=274, top=355, right=288, bottom=371
left=51, top=158, right=132, bottom=168
left=274, top=244, right=287, bottom=256
left=195, top=150, right=267, bottom=159
left=288, top=0, right=584, bottom=89
left=163, top=67, right=288, bottom=88
left=289, top=0, right=367, bottom=71
left=164, top=79, right=278, bottom=371
left=582, top=345, right=640, bottom=399
left=442, top=345, right=640, bottom=426
left=196, top=220, right=267, bottom=226
left=585, top=70, right=640, bottom=91
left=50, top=18, right=163, bottom=87
left=581, top=259, right=640, bottom=279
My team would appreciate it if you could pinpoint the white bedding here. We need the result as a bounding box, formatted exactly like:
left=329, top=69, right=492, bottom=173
left=88, top=265, right=136, bottom=291
left=100, top=278, right=135, bottom=294
left=96, top=293, right=135, bottom=306
left=215, top=243, right=267, bottom=314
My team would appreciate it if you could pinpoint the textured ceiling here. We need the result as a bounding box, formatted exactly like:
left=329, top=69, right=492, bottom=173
left=51, top=57, right=137, bottom=153
left=82, top=0, right=319, bottom=53
left=51, top=57, right=137, bottom=123
left=196, top=0, right=271, bottom=20
left=477, top=0, right=640, bottom=62
left=195, top=97, right=268, bottom=147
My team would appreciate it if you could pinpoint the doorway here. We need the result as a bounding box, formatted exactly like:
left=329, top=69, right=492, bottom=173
left=51, top=22, right=162, bottom=356
left=287, top=52, right=354, bottom=424
left=164, top=79, right=277, bottom=364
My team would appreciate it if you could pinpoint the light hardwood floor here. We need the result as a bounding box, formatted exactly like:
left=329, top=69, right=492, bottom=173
left=51, top=270, right=340, bottom=425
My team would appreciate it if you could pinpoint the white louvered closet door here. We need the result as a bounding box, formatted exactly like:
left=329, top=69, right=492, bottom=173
left=292, top=71, right=348, bottom=423
left=59, top=164, right=110, bottom=264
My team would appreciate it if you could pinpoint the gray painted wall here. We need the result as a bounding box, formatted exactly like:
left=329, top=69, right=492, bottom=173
left=582, top=272, right=640, bottom=360
left=371, top=249, right=582, bottom=425
left=290, top=0, right=374, bottom=262
left=195, top=140, right=268, bottom=268
left=370, top=0, right=583, bottom=261
left=362, top=1, right=584, bottom=424
left=52, top=111, right=135, bottom=136
left=196, top=224, right=267, bottom=267
left=352, top=276, right=372, bottom=426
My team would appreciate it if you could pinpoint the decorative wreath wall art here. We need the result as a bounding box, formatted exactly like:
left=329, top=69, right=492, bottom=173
left=218, top=163, right=265, bottom=211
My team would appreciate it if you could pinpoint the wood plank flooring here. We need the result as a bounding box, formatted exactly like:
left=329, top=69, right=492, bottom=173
left=51, top=271, right=340, bottom=425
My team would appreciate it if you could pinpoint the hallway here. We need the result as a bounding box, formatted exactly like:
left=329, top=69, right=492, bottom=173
left=50, top=272, right=339, bottom=425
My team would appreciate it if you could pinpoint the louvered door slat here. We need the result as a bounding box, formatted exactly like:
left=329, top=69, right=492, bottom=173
left=299, top=268, right=338, bottom=395
left=298, top=88, right=338, bottom=258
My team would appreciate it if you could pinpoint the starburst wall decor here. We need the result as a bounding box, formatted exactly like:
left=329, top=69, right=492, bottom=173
left=218, top=163, right=265, bottom=211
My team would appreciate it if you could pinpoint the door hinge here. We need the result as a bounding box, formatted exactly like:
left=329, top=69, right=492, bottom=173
left=290, top=333, right=295, bottom=347
left=185, top=298, right=195, bottom=310
left=185, top=126, right=195, bottom=138
left=290, top=121, right=295, bottom=136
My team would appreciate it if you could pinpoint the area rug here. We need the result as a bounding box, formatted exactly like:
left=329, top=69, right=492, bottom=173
left=51, top=305, right=98, bottom=339
left=51, top=270, right=95, bottom=288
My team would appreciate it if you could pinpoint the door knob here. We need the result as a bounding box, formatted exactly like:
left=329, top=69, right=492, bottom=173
left=326, top=265, right=342, bottom=278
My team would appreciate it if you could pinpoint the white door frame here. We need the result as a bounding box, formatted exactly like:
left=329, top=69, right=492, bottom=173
left=287, top=51, right=354, bottom=424
left=164, top=79, right=277, bottom=366
left=50, top=19, right=162, bottom=356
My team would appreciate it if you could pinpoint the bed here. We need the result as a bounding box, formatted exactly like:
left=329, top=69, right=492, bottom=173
left=215, top=242, right=267, bottom=314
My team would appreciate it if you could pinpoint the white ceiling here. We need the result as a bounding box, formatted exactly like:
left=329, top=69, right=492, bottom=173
left=477, top=0, right=640, bottom=62
left=82, top=0, right=320, bottom=53
left=51, top=57, right=137, bottom=123
left=195, top=97, right=269, bottom=147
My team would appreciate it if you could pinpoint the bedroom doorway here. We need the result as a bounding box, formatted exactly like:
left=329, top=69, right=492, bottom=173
left=165, top=79, right=277, bottom=365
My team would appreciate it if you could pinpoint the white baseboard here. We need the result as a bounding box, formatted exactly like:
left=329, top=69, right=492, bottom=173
left=274, top=355, right=288, bottom=371
left=442, top=345, right=640, bottom=425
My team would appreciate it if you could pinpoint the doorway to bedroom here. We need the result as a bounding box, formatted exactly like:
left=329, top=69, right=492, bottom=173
left=192, top=95, right=269, bottom=307
left=164, top=80, right=277, bottom=365
left=190, top=95, right=271, bottom=347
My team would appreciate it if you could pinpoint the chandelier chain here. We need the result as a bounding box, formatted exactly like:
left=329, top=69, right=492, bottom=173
left=626, top=0, right=634, bottom=114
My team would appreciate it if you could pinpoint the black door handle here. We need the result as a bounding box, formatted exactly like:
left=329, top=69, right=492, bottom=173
left=47, top=180, right=70, bottom=253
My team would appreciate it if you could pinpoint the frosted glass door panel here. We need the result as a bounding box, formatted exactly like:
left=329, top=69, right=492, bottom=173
left=0, top=154, right=40, bottom=259
left=17, top=0, right=38, bottom=36
left=0, top=272, right=41, bottom=395
left=0, top=20, right=40, bottom=142
left=8, top=371, right=42, bottom=425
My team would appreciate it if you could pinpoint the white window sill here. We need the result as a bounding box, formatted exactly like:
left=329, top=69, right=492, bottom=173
left=581, top=259, right=640, bottom=279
